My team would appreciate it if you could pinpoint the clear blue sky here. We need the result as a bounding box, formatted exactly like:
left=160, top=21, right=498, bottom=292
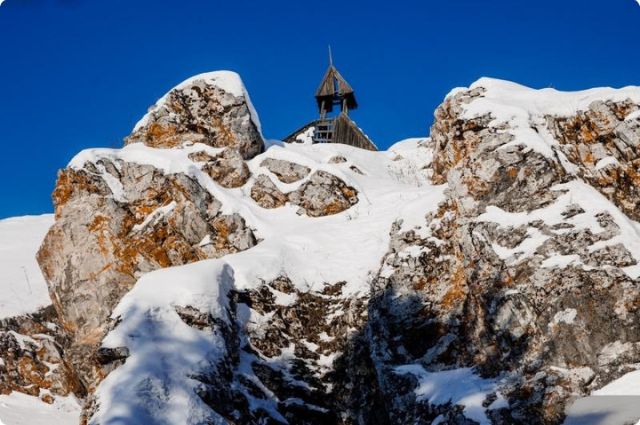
left=1, top=0, right=639, bottom=218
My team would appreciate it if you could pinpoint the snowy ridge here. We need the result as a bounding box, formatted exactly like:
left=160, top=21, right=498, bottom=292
left=5, top=75, right=640, bottom=423
left=456, top=77, right=640, bottom=160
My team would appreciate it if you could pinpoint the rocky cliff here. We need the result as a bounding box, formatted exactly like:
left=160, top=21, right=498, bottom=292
left=2, top=72, right=640, bottom=425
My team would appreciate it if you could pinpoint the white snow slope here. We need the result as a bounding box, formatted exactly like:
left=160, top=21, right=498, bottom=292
left=0, top=393, right=81, bottom=425
left=0, top=214, right=54, bottom=319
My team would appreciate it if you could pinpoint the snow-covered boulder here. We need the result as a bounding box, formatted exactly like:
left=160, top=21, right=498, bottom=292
left=126, top=71, right=264, bottom=159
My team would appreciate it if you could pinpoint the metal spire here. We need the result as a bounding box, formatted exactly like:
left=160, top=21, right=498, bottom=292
left=328, top=45, right=333, bottom=67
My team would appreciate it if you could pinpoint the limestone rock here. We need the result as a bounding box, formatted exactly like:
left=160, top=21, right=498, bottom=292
left=0, top=307, right=84, bottom=402
left=288, top=171, right=359, bottom=217
left=192, top=148, right=251, bottom=188
left=260, top=158, right=310, bottom=183
left=38, top=156, right=256, bottom=387
left=250, top=174, right=288, bottom=209
left=125, top=72, right=263, bottom=159
left=251, top=169, right=359, bottom=217
left=367, top=80, right=640, bottom=424
left=546, top=100, right=640, bottom=220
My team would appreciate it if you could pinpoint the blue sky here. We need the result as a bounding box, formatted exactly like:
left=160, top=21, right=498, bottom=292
left=1, top=0, right=639, bottom=218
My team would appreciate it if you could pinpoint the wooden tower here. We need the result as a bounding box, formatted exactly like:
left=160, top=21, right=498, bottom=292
left=284, top=49, right=377, bottom=151
left=315, top=48, right=358, bottom=118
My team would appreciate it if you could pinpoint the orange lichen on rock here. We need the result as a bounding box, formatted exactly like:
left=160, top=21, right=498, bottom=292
left=440, top=260, right=467, bottom=311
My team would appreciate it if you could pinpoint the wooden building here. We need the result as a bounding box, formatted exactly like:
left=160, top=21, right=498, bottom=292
left=284, top=52, right=377, bottom=151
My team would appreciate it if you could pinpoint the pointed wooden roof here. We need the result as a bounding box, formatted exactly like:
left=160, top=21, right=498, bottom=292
left=315, top=65, right=354, bottom=98
left=315, top=65, right=358, bottom=113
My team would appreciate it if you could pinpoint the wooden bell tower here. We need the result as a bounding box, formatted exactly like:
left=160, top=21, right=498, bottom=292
left=283, top=48, right=377, bottom=151
left=315, top=47, right=358, bottom=119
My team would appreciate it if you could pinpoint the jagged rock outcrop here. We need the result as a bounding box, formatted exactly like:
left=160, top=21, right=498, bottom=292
left=546, top=101, right=640, bottom=220
left=0, top=306, right=84, bottom=402
left=20, top=74, right=640, bottom=425
left=368, top=79, right=640, bottom=424
left=38, top=157, right=257, bottom=387
left=36, top=73, right=263, bottom=390
left=261, top=158, right=311, bottom=183
left=190, top=147, right=252, bottom=188
left=125, top=71, right=264, bottom=159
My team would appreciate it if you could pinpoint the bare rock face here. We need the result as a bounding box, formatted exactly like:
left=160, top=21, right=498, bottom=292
left=190, top=148, right=251, bottom=188
left=260, top=158, right=310, bottom=183
left=251, top=169, right=359, bottom=217
left=546, top=100, right=640, bottom=220
left=368, top=81, right=640, bottom=424
left=191, top=277, right=385, bottom=425
left=288, top=171, right=359, bottom=217
left=38, top=158, right=256, bottom=388
left=125, top=72, right=263, bottom=159
left=0, top=307, right=84, bottom=402
left=250, top=174, right=288, bottom=209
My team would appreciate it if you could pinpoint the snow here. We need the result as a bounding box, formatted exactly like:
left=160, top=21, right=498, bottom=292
left=132, top=201, right=177, bottom=232
left=625, top=110, right=640, bottom=121
left=70, top=138, right=445, bottom=296
left=594, top=156, right=619, bottom=171
left=395, top=365, right=504, bottom=425
left=541, top=254, right=581, bottom=269
left=0, top=392, right=81, bottom=425
left=458, top=78, right=640, bottom=162
left=593, top=370, right=640, bottom=396
left=564, top=368, right=640, bottom=424
left=0, top=214, right=54, bottom=319
left=84, top=137, right=445, bottom=422
left=132, top=70, right=262, bottom=136
left=92, top=261, right=234, bottom=425
left=295, top=127, right=315, bottom=144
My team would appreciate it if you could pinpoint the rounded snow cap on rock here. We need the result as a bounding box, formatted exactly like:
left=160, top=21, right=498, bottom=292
left=127, top=70, right=264, bottom=159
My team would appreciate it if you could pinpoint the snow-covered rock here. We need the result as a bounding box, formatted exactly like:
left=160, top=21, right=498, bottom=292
left=126, top=71, right=264, bottom=159
left=369, top=78, right=640, bottom=424
left=1, top=73, right=637, bottom=424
